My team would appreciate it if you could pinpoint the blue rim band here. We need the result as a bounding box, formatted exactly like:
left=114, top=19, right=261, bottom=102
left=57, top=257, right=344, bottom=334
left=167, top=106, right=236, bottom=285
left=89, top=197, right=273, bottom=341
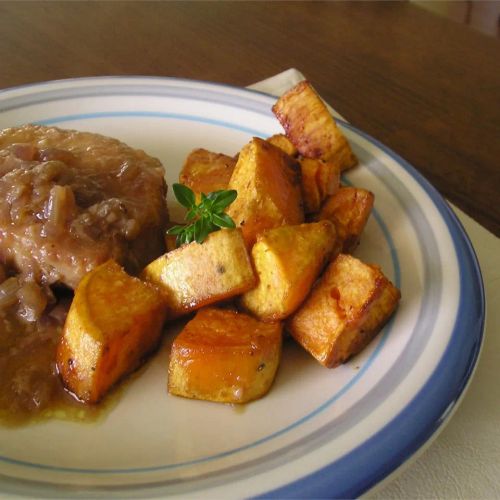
left=0, top=77, right=485, bottom=498
left=0, top=113, right=402, bottom=480
left=261, top=125, right=485, bottom=498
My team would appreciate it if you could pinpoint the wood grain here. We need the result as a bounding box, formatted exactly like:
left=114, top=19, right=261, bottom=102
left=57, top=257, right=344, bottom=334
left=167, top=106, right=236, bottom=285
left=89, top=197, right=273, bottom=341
left=0, top=1, right=498, bottom=235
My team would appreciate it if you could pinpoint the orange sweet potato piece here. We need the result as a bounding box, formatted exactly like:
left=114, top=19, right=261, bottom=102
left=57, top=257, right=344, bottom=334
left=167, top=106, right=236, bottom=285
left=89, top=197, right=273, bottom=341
left=168, top=307, right=282, bottom=403
left=179, top=148, right=236, bottom=197
left=266, top=133, right=298, bottom=157
left=240, top=221, right=337, bottom=321
left=287, top=254, right=400, bottom=368
left=300, top=157, right=340, bottom=213
left=142, top=228, right=256, bottom=318
left=317, top=187, right=374, bottom=253
left=57, top=260, right=166, bottom=403
left=226, top=137, right=304, bottom=247
left=272, top=80, right=357, bottom=171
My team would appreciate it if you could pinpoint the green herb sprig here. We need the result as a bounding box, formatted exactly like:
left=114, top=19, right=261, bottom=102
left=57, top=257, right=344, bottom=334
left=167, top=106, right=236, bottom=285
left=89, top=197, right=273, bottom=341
left=166, top=184, right=237, bottom=247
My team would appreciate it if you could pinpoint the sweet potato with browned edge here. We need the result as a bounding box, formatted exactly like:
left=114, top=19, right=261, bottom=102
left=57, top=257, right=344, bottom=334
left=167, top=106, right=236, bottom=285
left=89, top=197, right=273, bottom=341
left=272, top=80, right=357, bottom=171
left=287, top=254, right=400, bottom=368
left=299, top=157, right=340, bottom=213
left=179, top=148, right=236, bottom=199
left=317, top=187, right=374, bottom=253
left=57, top=260, right=166, bottom=403
left=240, top=221, right=337, bottom=321
left=168, top=307, right=282, bottom=403
left=142, top=228, right=256, bottom=318
left=226, top=137, right=304, bottom=247
left=266, top=134, right=298, bottom=157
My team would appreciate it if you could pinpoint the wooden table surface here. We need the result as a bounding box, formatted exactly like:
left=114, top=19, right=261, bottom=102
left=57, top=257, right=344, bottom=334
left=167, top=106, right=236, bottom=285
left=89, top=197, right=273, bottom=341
left=1, top=0, right=499, bottom=237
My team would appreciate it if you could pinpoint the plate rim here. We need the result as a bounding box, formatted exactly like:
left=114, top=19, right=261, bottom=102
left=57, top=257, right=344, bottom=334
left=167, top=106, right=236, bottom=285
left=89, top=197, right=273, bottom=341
left=260, top=122, right=485, bottom=498
left=0, top=76, right=486, bottom=498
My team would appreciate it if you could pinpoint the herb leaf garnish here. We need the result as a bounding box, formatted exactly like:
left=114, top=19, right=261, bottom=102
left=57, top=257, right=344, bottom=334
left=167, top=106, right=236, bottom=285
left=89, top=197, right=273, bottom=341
left=173, top=183, right=196, bottom=209
left=167, top=184, right=237, bottom=247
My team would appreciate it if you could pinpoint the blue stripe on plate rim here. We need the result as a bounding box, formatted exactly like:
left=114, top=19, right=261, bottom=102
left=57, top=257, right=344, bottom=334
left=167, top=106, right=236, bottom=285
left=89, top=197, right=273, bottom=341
left=261, top=124, right=485, bottom=499
left=0, top=112, right=414, bottom=476
left=0, top=78, right=485, bottom=498
left=0, top=114, right=403, bottom=477
left=0, top=76, right=276, bottom=117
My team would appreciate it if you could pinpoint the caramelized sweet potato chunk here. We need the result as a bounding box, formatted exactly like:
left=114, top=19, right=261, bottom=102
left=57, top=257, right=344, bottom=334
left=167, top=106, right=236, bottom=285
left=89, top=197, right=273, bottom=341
left=299, top=157, right=340, bottom=213
left=287, top=254, right=400, bottom=368
left=57, top=260, right=166, bottom=403
left=266, top=134, right=298, bottom=157
left=168, top=307, right=282, bottom=403
left=226, top=137, right=304, bottom=247
left=179, top=148, right=236, bottom=198
left=272, top=81, right=357, bottom=171
left=317, top=187, right=374, bottom=253
left=141, top=228, right=256, bottom=318
left=240, top=221, right=337, bottom=321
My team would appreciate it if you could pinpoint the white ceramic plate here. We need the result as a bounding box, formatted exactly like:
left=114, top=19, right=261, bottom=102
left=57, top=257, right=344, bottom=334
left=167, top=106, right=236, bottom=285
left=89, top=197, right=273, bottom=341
left=0, top=77, right=485, bottom=498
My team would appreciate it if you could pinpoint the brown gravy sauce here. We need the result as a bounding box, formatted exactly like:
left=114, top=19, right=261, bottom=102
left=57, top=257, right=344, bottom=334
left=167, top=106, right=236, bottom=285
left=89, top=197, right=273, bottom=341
left=0, top=299, right=115, bottom=427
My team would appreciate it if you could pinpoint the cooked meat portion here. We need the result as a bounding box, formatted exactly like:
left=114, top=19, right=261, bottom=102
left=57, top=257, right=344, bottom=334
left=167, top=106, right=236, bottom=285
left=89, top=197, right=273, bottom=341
left=0, top=125, right=168, bottom=289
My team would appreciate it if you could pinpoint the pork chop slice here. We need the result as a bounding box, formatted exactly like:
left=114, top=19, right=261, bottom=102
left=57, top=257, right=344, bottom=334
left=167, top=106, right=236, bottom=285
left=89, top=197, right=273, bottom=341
left=0, top=125, right=168, bottom=289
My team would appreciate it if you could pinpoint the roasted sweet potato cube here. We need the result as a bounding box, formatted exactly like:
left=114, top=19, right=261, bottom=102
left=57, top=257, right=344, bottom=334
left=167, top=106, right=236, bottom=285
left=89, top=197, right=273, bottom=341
left=300, top=157, right=340, bottom=213
left=57, top=260, right=166, bottom=403
left=168, top=307, right=282, bottom=403
left=317, top=158, right=341, bottom=199
left=179, top=148, right=236, bottom=198
left=299, top=158, right=321, bottom=214
left=141, top=228, right=256, bottom=318
left=272, top=80, right=357, bottom=171
left=266, top=134, right=298, bottom=157
left=317, top=187, right=374, bottom=253
left=287, top=254, right=400, bottom=368
left=330, top=139, right=358, bottom=173
left=226, top=137, right=304, bottom=247
left=240, top=221, right=337, bottom=321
